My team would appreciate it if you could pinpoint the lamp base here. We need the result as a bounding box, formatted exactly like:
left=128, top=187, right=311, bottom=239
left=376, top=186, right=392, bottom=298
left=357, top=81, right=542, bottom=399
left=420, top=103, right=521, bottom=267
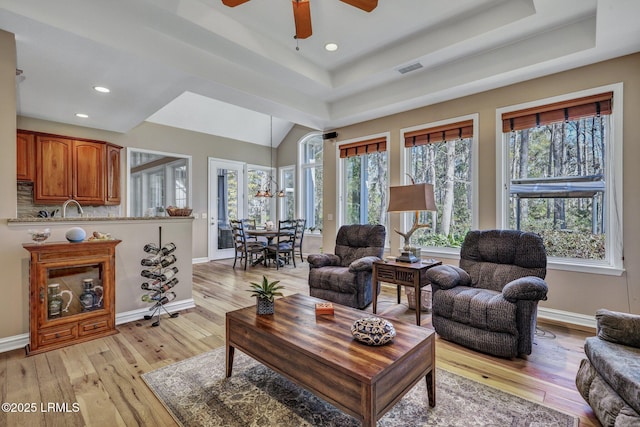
left=395, top=251, right=418, bottom=263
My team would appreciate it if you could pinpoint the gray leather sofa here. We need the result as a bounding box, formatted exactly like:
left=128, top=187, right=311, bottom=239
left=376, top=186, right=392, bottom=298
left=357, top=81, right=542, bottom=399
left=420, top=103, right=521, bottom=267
left=576, top=309, right=640, bottom=426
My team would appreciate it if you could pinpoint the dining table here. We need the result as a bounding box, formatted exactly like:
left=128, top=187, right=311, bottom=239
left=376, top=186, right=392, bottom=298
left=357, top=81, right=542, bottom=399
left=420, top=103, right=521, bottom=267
left=246, top=228, right=294, bottom=267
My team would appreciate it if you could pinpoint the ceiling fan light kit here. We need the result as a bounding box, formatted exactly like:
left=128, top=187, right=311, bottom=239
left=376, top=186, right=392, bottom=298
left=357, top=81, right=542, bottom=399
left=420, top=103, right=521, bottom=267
left=222, top=0, right=377, bottom=40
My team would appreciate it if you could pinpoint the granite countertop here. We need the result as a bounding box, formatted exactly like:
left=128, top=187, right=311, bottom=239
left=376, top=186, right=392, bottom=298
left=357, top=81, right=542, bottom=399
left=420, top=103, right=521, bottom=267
left=7, top=216, right=193, bottom=223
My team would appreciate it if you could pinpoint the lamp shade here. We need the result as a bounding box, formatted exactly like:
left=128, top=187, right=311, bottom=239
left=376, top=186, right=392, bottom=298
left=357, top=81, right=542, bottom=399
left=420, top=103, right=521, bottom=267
left=387, top=183, right=436, bottom=212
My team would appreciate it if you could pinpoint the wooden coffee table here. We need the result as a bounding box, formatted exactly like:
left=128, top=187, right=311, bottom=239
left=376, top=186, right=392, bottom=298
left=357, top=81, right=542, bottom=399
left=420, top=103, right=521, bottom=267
left=226, top=293, right=435, bottom=427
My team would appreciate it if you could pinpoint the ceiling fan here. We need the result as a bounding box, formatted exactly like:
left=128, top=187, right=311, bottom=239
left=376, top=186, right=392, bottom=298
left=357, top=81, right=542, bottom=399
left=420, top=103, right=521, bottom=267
left=221, top=0, right=378, bottom=39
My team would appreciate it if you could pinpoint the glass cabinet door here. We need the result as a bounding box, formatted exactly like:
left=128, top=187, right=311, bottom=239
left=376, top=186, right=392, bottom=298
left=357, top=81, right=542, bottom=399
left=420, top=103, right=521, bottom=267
left=44, top=263, right=105, bottom=323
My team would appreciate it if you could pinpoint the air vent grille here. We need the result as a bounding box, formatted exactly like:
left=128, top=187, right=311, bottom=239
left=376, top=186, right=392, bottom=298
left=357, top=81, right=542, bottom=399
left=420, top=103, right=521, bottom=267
left=396, top=62, right=423, bottom=75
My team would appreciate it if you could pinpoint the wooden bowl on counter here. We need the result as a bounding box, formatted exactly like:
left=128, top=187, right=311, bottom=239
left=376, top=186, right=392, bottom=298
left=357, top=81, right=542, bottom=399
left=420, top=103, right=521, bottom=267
left=166, top=208, right=193, bottom=216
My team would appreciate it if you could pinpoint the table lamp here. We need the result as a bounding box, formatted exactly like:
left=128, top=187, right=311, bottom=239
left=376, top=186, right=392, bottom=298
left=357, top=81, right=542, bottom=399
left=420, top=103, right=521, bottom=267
left=387, top=183, right=436, bottom=262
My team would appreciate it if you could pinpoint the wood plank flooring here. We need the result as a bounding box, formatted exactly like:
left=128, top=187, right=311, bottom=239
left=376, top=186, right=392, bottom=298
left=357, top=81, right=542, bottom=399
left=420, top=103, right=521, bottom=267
left=0, top=258, right=600, bottom=426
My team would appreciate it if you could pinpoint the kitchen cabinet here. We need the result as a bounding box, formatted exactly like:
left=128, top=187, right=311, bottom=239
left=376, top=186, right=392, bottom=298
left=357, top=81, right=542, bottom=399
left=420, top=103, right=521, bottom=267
left=17, top=131, right=35, bottom=181
left=23, top=240, right=121, bottom=355
left=105, top=143, right=121, bottom=205
left=31, top=132, right=122, bottom=205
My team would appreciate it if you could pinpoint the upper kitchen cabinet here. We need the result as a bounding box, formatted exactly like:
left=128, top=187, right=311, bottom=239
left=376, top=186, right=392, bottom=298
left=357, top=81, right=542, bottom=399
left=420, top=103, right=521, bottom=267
left=32, top=132, right=121, bottom=205
left=105, top=143, right=121, bottom=205
left=72, top=140, right=105, bottom=204
left=17, top=131, right=35, bottom=181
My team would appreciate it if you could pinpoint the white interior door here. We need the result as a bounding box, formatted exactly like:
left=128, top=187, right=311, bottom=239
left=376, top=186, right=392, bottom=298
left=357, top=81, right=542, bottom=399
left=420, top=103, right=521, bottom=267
left=208, top=158, right=245, bottom=260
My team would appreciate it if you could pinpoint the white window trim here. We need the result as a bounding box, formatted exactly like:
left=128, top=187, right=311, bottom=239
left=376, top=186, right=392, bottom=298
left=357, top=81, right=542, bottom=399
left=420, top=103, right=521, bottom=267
left=495, top=83, right=624, bottom=276
left=336, top=132, right=390, bottom=232
left=399, top=113, right=480, bottom=258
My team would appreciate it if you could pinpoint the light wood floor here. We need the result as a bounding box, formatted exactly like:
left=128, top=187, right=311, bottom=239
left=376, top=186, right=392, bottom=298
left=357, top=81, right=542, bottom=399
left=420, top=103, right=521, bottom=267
left=0, top=258, right=600, bottom=426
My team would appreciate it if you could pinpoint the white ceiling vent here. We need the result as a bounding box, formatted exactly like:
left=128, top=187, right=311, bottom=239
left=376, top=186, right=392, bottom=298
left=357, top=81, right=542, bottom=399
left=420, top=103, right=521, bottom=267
left=396, top=62, right=423, bottom=75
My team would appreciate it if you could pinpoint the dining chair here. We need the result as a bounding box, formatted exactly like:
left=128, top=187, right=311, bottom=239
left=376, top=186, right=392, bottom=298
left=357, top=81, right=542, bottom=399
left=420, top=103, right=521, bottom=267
left=241, top=218, right=262, bottom=244
left=266, top=219, right=297, bottom=270
left=294, top=219, right=306, bottom=263
left=230, top=219, right=266, bottom=270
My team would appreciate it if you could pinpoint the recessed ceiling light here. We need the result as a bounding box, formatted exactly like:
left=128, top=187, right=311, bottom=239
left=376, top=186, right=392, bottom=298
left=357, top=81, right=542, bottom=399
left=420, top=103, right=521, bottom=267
left=75, top=113, right=89, bottom=118
left=93, top=86, right=110, bottom=93
left=325, top=43, right=338, bottom=52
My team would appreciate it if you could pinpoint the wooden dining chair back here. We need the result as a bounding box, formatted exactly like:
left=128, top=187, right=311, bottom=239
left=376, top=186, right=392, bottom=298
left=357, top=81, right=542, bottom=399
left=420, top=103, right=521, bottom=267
left=294, top=219, right=306, bottom=263
left=266, top=219, right=297, bottom=269
left=230, top=219, right=266, bottom=270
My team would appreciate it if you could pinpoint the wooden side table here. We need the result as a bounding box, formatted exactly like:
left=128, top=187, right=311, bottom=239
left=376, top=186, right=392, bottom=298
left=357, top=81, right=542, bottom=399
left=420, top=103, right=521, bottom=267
left=372, top=259, right=442, bottom=326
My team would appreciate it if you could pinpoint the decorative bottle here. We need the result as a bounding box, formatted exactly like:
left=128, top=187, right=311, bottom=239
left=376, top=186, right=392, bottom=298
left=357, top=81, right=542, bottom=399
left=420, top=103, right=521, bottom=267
left=47, top=283, right=63, bottom=319
left=79, top=279, right=97, bottom=311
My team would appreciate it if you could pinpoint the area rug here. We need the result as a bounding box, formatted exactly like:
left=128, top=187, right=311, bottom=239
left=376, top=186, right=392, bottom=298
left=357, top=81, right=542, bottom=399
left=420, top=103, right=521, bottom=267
left=141, top=347, right=578, bottom=427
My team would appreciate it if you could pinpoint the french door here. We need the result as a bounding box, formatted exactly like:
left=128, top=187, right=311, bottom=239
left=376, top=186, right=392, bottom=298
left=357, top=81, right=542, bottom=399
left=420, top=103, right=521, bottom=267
left=208, top=158, right=246, bottom=260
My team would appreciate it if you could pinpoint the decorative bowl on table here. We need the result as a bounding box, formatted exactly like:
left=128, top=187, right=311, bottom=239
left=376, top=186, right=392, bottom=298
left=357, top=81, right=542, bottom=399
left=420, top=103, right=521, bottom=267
left=28, top=228, right=51, bottom=244
left=166, top=207, right=193, bottom=216
left=351, top=317, right=396, bottom=346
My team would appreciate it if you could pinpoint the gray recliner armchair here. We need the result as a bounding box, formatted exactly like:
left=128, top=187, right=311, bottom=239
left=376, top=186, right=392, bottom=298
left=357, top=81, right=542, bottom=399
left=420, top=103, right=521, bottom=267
left=425, top=229, right=548, bottom=358
left=307, top=224, right=386, bottom=309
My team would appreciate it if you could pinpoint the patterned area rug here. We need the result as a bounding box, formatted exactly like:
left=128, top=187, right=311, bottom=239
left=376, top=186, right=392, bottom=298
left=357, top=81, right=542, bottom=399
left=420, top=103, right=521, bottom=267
left=142, top=347, right=578, bottom=427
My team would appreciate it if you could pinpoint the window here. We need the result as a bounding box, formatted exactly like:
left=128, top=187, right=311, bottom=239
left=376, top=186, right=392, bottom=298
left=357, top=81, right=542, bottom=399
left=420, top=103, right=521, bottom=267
left=280, top=165, right=295, bottom=220
left=128, top=149, right=191, bottom=217
left=403, top=116, right=478, bottom=250
left=338, top=136, right=388, bottom=226
left=247, top=166, right=274, bottom=225
left=497, top=86, right=623, bottom=274
left=299, top=134, right=323, bottom=232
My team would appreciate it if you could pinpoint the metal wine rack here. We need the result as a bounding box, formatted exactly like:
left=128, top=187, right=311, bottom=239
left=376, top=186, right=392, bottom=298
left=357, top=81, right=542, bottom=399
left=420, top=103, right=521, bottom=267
left=140, top=226, right=179, bottom=326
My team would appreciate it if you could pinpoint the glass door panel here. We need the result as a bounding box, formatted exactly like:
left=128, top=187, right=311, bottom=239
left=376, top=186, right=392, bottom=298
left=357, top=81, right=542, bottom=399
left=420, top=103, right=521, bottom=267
left=45, top=263, right=104, bottom=323
left=209, top=158, right=245, bottom=259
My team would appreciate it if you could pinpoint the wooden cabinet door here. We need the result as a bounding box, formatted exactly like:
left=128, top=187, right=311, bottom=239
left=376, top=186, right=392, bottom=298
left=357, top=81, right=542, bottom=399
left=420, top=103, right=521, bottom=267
left=73, top=140, right=105, bottom=204
left=105, top=144, right=121, bottom=205
left=35, top=136, right=73, bottom=203
left=17, top=132, right=35, bottom=181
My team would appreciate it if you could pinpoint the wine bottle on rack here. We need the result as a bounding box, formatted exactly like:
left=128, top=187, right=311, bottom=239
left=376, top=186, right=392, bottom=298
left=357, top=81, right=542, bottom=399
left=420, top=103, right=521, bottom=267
left=159, top=277, right=179, bottom=292
left=141, top=254, right=162, bottom=266
left=141, top=267, right=162, bottom=280
left=158, top=267, right=178, bottom=281
left=160, top=242, right=177, bottom=256
left=141, top=279, right=161, bottom=290
left=143, top=243, right=160, bottom=254
left=159, top=254, right=177, bottom=268
left=148, top=292, right=177, bottom=310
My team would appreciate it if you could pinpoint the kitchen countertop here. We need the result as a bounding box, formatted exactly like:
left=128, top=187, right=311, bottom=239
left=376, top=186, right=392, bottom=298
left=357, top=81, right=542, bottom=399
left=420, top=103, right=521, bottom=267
left=7, top=216, right=193, bottom=224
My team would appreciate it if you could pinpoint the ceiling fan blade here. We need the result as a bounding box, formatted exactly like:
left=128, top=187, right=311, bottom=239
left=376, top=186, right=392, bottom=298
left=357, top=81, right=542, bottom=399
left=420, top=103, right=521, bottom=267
left=221, top=0, right=250, bottom=7
left=292, top=0, right=312, bottom=39
left=339, top=0, right=378, bottom=12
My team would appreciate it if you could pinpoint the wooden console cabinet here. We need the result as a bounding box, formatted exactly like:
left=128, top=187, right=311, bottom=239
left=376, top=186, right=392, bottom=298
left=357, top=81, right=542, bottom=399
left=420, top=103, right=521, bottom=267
left=23, top=240, right=121, bottom=355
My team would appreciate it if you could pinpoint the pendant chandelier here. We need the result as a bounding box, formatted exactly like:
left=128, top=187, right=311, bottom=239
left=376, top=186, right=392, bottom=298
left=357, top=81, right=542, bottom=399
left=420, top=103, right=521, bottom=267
left=255, top=116, right=285, bottom=198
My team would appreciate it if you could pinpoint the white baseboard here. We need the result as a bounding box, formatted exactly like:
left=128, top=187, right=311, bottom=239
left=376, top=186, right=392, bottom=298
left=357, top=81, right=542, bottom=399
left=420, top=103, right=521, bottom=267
left=0, top=333, right=29, bottom=354
left=0, top=299, right=196, bottom=354
left=192, top=257, right=209, bottom=264
left=538, top=307, right=596, bottom=330
left=115, top=298, right=196, bottom=325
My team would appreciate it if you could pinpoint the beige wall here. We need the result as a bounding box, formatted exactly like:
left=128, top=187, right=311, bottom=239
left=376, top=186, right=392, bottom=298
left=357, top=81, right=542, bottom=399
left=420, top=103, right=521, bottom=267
left=326, top=53, right=640, bottom=317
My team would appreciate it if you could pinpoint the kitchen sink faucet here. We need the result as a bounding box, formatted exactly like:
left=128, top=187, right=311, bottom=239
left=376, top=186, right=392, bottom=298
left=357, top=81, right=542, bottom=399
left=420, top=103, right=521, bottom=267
left=62, top=199, right=84, bottom=218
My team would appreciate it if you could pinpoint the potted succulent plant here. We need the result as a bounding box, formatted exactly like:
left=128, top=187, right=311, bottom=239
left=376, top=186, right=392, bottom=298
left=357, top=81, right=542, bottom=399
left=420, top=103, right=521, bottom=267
left=247, top=276, right=284, bottom=315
